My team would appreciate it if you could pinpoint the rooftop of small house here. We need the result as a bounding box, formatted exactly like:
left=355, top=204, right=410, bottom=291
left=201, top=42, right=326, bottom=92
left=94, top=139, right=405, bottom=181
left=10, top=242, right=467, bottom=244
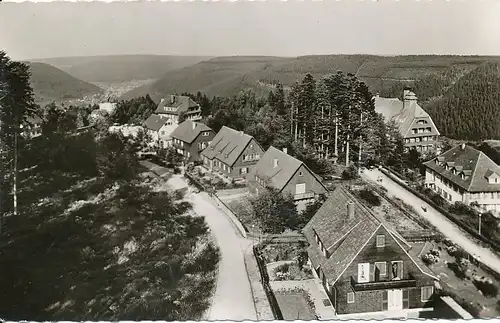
left=424, top=144, right=500, bottom=193
left=303, top=186, right=437, bottom=284
left=170, top=119, right=212, bottom=144
left=201, top=126, right=261, bottom=167
left=143, top=114, right=168, bottom=131
left=154, top=94, right=200, bottom=116
left=251, top=146, right=327, bottom=192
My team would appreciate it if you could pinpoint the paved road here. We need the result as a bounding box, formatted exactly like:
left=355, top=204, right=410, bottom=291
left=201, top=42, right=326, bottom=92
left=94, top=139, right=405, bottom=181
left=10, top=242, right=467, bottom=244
left=188, top=191, right=257, bottom=321
left=362, top=168, right=500, bottom=274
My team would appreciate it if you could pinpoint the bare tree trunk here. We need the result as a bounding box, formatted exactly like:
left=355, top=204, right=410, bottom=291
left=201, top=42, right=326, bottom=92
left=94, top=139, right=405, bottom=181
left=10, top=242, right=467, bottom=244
left=358, top=113, right=363, bottom=173
left=345, top=133, right=350, bottom=167
left=290, top=102, right=294, bottom=137
left=334, top=115, right=339, bottom=157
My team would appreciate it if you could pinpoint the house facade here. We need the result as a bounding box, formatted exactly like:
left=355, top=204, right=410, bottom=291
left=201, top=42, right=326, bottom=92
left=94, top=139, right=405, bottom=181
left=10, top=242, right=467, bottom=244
left=248, top=146, right=327, bottom=204
left=154, top=95, right=202, bottom=124
left=200, top=126, right=264, bottom=181
left=171, top=120, right=215, bottom=163
left=303, top=187, right=438, bottom=316
left=375, top=89, right=440, bottom=154
left=423, top=144, right=500, bottom=216
left=143, top=114, right=177, bottom=148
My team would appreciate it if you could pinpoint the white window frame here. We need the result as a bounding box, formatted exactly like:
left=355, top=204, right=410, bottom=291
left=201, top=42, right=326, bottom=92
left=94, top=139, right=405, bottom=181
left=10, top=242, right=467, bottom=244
left=347, top=292, right=355, bottom=304
left=376, top=235, right=385, bottom=248
left=421, top=286, right=434, bottom=302
left=375, top=261, right=387, bottom=276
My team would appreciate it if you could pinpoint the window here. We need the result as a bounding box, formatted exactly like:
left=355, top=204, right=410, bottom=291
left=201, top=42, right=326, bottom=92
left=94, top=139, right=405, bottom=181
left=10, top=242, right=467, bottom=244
left=202, top=131, right=210, bottom=136
left=295, top=183, right=306, bottom=195
left=161, top=131, right=165, bottom=135
left=375, top=262, right=387, bottom=278
left=421, top=286, right=434, bottom=302
left=358, top=263, right=370, bottom=283
left=382, top=291, right=388, bottom=310
left=391, top=261, right=403, bottom=280
left=403, top=289, right=410, bottom=309
left=376, top=235, right=385, bottom=247
left=347, top=292, right=355, bottom=304
left=240, top=167, right=248, bottom=174
left=299, top=171, right=303, bottom=176
left=250, top=144, right=254, bottom=149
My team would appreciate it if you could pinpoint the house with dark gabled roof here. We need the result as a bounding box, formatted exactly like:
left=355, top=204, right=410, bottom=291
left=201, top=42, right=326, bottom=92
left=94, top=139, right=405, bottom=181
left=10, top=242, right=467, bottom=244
left=375, top=89, right=440, bottom=154
left=170, top=119, right=215, bottom=163
left=142, top=114, right=177, bottom=148
left=200, top=126, right=264, bottom=181
left=154, top=95, right=202, bottom=124
left=303, top=186, right=438, bottom=316
left=424, top=143, right=500, bottom=216
left=248, top=146, right=328, bottom=205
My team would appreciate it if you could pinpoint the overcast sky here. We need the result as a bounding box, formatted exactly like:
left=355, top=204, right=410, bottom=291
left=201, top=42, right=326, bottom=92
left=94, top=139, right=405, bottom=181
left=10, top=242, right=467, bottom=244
left=2, top=0, right=500, bottom=60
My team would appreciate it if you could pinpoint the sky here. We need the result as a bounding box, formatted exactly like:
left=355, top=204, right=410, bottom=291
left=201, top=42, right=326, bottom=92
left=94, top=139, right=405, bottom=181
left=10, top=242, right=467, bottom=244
left=1, top=0, right=500, bottom=60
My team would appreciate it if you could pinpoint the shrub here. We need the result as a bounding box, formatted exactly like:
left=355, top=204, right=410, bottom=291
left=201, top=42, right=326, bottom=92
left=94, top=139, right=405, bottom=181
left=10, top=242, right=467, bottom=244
left=276, top=263, right=290, bottom=273
left=447, top=261, right=468, bottom=280
left=473, top=276, right=498, bottom=297
left=422, top=253, right=439, bottom=265
left=341, top=165, right=359, bottom=180
left=358, top=188, right=381, bottom=206
left=173, top=167, right=181, bottom=174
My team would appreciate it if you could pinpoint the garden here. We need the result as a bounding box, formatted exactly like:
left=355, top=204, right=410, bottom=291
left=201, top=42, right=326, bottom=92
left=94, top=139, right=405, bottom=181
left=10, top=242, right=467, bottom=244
left=184, top=164, right=246, bottom=191
left=274, top=288, right=316, bottom=320
left=419, top=239, right=500, bottom=318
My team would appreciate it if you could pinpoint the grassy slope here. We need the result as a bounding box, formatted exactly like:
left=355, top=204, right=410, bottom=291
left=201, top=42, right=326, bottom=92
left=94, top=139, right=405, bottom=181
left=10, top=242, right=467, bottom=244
left=32, top=55, right=213, bottom=83
left=28, top=62, right=104, bottom=104
left=121, top=54, right=500, bottom=100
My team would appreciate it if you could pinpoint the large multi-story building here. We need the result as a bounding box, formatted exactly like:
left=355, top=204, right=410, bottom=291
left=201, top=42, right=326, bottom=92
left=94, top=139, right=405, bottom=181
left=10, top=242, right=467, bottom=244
left=375, top=89, right=440, bottom=153
left=200, top=126, right=264, bottom=181
left=303, top=186, right=438, bottom=316
left=154, top=95, right=202, bottom=124
left=171, top=120, right=215, bottom=163
left=423, top=144, right=500, bottom=216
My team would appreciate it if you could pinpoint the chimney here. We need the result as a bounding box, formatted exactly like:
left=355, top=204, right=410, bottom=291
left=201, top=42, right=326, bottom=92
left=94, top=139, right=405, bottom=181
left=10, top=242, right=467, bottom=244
left=192, top=122, right=196, bottom=130
left=403, top=87, right=411, bottom=98
left=171, top=95, right=175, bottom=104
left=403, top=88, right=417, bottom=110
left=347, top=202, right=355, bottom=218
left=239, top=130, right=243, bottom=135
left=461, top=143, right=466, bottom=150
left=273, top=158, right=279, bottom=168
left=282, top=147, right=288, bottom=154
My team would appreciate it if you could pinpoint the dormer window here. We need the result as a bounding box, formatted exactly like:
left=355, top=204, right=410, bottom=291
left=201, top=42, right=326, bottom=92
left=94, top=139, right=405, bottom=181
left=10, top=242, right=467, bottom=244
left=461, top=173, right=465, bottom=180
left=273, top=158, right=279, bottom=168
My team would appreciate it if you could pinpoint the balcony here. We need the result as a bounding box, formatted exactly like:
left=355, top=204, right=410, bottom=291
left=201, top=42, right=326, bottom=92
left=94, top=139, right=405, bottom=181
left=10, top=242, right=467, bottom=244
left=294, top=192, right=316, bottom=201
left=350, top=275, right=416, bottom=292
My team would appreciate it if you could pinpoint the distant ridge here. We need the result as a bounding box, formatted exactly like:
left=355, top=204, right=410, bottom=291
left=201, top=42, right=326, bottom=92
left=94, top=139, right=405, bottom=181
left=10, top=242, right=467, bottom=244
left=120, top=54, right=500, bottom=100
left=27, top=62, right=103, bottom=104
left=29, top=54, right=213, bottom=83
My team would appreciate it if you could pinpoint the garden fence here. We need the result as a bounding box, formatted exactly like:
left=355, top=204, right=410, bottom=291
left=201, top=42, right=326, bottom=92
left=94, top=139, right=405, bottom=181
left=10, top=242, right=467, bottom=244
left=253, top=246, right=284, bottom=320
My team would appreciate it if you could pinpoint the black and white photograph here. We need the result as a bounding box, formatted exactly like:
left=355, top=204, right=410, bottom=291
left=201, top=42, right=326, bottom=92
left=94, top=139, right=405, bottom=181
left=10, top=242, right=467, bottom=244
left=1, top=0, right=500, bottom=321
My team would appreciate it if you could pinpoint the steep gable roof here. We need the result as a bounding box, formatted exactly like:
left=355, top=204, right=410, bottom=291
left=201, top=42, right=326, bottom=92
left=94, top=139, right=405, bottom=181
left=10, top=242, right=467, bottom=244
left=155, top=95, right=200, bottom=116
left=170, top=119, right=212, bottom=144
left=200, top=126, right=261, bottom=167
left=143, top=114, right=167, bottom=132
left=303, top=186, right=437, bottom=284
left=251, top=146, right=326, bottom=191
left=374, top=94, right=440, bottom=138
left=424, top=144, right=500, bottom=192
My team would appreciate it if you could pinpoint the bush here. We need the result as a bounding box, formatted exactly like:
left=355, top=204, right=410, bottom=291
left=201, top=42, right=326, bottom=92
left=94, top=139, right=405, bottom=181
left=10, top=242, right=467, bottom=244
left=447, top=261, right=468, bottom=280
left=473, top=276, right=498, bottom=297
left=358, top=188, right=381, bottom=207
left=173, top=167, right=181, bottom=174
left=422, top=253, right=439, bottom=265
left=342, top=165, right=359, bottom=180
left=276, top=263, right=290, bottom=273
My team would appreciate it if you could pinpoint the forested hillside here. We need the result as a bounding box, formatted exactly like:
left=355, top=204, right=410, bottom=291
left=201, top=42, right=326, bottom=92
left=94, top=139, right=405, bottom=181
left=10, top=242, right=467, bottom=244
left=32, top=55, right=212, bottom=83
left=28, top=62, right=103, bottom=104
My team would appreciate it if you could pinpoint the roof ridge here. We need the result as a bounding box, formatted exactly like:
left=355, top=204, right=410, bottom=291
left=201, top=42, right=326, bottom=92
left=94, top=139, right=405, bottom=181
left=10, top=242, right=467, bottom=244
left=326, top=220, right=363, bottom=252
left=469, top=149, right=482, bottom=191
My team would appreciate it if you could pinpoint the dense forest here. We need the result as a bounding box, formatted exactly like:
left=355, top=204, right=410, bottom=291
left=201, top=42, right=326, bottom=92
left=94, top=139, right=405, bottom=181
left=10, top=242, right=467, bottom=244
left=381, top=62, right=500, bottom=141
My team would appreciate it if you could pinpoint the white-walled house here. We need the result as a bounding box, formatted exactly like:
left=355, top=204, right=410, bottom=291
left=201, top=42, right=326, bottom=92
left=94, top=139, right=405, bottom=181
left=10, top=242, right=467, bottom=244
left=154, top=95, right=202, bottom=124
left=108, top=124, right=143, bottom=138
left=142, top=114, right=177, bottom=148
left=424, top=143, right=500, bottom=216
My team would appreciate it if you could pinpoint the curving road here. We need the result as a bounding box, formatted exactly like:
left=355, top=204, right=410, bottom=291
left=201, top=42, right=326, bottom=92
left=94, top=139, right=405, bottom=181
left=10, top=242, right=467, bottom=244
left=189, top=192, right=257, bottom=321
left=362, top=168, right=500, bottom=274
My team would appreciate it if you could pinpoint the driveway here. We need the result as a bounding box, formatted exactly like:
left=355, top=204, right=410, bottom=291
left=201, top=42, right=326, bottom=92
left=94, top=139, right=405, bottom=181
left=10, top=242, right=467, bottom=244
left=178, top=188, right=256, bottom=320
left=362, top=168, right=500, bottom=274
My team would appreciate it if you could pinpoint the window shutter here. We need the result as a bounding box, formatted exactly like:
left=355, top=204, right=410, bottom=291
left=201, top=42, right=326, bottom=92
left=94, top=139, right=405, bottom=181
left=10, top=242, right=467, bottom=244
left=370, top=263, right=375, bottom=282
left=403, top=289, right=409, bottom=309
left=382, top=290, right=388, bottom=311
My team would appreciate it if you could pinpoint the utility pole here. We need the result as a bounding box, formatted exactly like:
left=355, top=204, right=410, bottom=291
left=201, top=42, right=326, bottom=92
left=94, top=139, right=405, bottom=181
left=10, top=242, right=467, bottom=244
left=334, top=112, right=338, bottom=162
left=478, top=213, right=482, bottom=235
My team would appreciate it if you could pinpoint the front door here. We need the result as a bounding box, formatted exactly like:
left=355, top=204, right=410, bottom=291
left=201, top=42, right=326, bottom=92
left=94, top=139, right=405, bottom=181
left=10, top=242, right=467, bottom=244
left=387, top=289, right=403, bottom=311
